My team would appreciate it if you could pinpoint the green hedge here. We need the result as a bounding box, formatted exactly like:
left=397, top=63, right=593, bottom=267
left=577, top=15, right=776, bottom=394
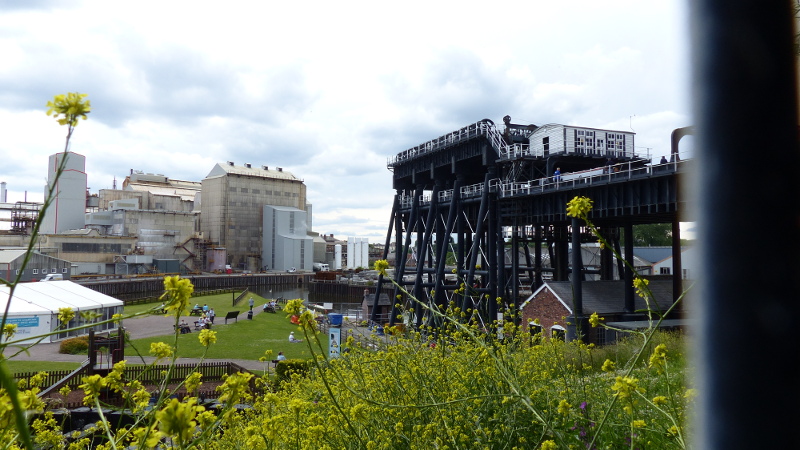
left=274, top=359, right=310, bottom=381
left=58, top=336, right=90, bottom=354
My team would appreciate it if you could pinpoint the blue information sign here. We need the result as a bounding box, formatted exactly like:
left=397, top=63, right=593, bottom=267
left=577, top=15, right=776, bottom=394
left=8, top=317, right=40, bottom=328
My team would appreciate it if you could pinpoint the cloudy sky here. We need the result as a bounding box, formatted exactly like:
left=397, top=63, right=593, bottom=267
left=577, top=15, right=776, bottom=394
left=0, top=0, right=692, bottom=240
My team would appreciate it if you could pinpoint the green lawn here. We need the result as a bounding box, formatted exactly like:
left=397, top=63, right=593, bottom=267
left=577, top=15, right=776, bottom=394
left=126, top=293, right=327, bottom=362
left=5, top=360, right=81, bottom=374
left=124, top=290, right=246, bottom=316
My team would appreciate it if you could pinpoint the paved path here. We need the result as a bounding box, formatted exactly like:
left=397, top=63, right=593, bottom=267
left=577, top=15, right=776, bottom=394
left=9, top=311, right=269, bottom=372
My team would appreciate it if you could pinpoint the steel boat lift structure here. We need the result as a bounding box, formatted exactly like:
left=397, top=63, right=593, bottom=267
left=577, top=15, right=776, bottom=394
left=370, top=116, right=690, bottom=339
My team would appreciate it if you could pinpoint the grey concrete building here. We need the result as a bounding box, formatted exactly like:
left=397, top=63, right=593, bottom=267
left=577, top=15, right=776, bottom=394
left=201, top=162, right=307, bottom=271
left=40, top=152, right=87, bottom=235
left=98, top=171, right=201, bottom=213
left=262, top=205, right=313, bottom=272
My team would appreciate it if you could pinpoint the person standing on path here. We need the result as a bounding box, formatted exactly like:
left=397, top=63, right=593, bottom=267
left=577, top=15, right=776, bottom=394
left=248, top=297, right=254, bottom=311
left=208, top=308, right=216, bottom=324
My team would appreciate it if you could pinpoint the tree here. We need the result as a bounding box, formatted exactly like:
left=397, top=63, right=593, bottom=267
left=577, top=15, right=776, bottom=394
left=631, top=223, right=672, bottom=246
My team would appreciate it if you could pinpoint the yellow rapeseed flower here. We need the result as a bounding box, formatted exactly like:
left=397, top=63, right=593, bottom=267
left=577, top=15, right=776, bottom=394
left=58, top=307, right=75, bottom=324
left=185, top=372, right=203, bottom=394
left=648, top=343, right=668, bottom=372
left=374, top=259, right=389, bottom=276
left=652, top=396, right=668, bottom=405
left=149, top=342, right=174, bottom=360
left=566, top=196, right=593, bottom=219
left=2, top=323, right=17, bottom=339
left=46, top=92, right=91, bottom=127
left=160, top=275, right=194, bottom=316
left=156, top=398, right=204, bottom=444
left=633, top=277, right=650, bottom=299
left=540, top=440, right=558, bottom=450
left=199, top=329, right=217, bottom=347
left=611, top=376, right=639, bottom=399
left=589, top=312, right=604, bottom=327
left=79, top=374, right=106, bottom=406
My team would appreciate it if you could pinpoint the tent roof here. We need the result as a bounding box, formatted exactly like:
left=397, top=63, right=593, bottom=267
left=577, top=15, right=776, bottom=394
left=0, top=280, right=123, bottom=315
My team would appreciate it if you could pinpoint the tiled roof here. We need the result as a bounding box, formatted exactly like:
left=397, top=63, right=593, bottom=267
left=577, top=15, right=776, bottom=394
left=539, top=280, right=676, bottom=315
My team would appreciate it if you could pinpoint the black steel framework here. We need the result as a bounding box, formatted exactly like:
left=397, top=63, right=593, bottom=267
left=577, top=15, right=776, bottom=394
left=372, top=119, right=691, bottom=335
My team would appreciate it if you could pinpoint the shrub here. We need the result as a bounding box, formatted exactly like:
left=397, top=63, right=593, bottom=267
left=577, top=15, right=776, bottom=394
left=58, top=335, right=90, bottom=354
left=274, top=358, right=310, bottom=381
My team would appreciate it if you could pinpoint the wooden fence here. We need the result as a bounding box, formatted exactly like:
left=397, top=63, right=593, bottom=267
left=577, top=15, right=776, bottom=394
left=25, top=361, right=254, bottom=409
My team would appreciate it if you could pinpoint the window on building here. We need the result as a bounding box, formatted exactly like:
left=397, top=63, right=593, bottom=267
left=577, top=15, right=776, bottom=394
left=33, top=269, right=38, bottom=274
left=241, top=188, right=248, bottom=193
left=683, top=269, right=689, bottom=279
left=62, top=243, right=131, bottom=253
left=660, top=267, right=671, bottom=275
left=594, top=327, right=607, bottom=346
left=551, top=327, right=566, bottom=341
left=529, top=323, right=543, bottom=345
left=62, top=268, right=68, bottom=273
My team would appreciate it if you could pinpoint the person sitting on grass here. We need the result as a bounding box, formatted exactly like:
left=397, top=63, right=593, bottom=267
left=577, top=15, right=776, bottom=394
left=289, top=331, right=302, bottom=343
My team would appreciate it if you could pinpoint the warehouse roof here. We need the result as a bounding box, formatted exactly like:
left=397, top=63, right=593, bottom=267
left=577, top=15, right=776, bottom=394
left=0, top=280, right=123, bottom=314
left=206, top=162, right=301, bottom=181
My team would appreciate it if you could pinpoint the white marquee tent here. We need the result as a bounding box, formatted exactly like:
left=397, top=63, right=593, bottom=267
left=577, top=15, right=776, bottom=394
left=0, top=280, right=123, bottom=344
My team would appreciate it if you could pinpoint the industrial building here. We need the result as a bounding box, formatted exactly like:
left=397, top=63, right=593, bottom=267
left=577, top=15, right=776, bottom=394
left=262, top=205, right=313, bottom=271
left=40, top=152, right=87, bottom=235
left=37, top=229, right=138, bottom=275
left=0, top=248, right=72, bottom=282
left=4, top=155, right=321, bottom=276
left=98, top=171, right=201, bottom=212
left=201, top=162, right=308, bottom=271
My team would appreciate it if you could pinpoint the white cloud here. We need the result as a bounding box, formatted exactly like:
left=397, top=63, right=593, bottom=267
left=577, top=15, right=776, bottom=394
left=0, top=0, right=691, bottom=240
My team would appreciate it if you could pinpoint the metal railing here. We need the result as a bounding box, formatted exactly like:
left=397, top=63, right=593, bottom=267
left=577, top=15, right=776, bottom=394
left=396, top=159, right=687, bottom=209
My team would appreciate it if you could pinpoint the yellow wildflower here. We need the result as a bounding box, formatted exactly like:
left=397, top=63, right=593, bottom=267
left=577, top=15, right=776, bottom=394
left=198, top=329, right=217, bottom=347
left=540, top=440, right=558, bottom=450
left=633, top=277, right=650, bottom=299
left=3, top=323, right=17, bottom=339
left=46, top=92, right=91, bottom=127
left=557, top=399, right=571, bottom=415
left=649, top=343, right=668, bottom=372
left=58, top=307, right=75, bottom=324
left=589, top=312, right=604, bottom=327
left=652, top=396, right=668, bottom=405
left=374, top=259, right=389, bottom=276
left=566, top=196, right=593, bottom=219
left=149, top=342, right=174, bottom=360
left=79, top=374, right=106, bottom=406
left=611, top=376, right=639, bottom=399
left=185, top=372, right=203, bottom=394
left=160, top=275, right=194, bottom=316
left=632, top=419, right=646, bottom=428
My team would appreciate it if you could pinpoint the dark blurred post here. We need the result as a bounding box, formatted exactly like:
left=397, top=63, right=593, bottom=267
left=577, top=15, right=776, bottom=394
left=691, top=1, right=800, bottom=448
